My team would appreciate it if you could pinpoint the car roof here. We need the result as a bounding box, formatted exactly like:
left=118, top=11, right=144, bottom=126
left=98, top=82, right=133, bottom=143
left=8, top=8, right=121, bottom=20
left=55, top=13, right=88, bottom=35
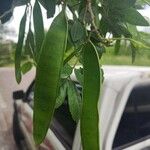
left=102, top=65, right=150, bottom=91
left=100, top=66, right=150, bottom=147
left=104, top=65, right=150, bottom=79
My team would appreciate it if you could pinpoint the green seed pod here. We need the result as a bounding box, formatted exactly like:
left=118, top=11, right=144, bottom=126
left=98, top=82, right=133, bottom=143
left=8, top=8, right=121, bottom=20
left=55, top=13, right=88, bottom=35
left=33, top=10, right=68, bottom=145
left=81, top=41, right=101, bottom=150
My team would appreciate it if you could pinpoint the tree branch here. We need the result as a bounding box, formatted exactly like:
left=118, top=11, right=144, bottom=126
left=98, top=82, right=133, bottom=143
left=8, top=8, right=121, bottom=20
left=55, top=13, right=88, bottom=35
left=86, top=0, right=110, bottom=45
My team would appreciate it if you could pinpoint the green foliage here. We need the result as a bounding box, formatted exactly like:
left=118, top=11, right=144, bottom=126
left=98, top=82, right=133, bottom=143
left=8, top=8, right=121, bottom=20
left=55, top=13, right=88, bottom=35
left=74, top=67, right=84, bottom=85
left=1, top=0, right=150, bottom=149
left=21, top=61, right=33, bottom=74
left=71, top=20, right=86, bottom=43
left=111, top=0, right=136, bottom=8
left=55, top=80, right=68, bottom=109
left=33, top=0, right=44, bottom=61
left=61, top=63, right=72, bottom=78
left=123, top=8, right=149, bottom=26
left=15, top=8, right=27, bottom=83
left=38, top=0, right=56, bottom=18
left=114, top=40, right=121, bottom=55
left=24, top=27, right=35, bottom=58
left=67, top=80, right=81, bottom=122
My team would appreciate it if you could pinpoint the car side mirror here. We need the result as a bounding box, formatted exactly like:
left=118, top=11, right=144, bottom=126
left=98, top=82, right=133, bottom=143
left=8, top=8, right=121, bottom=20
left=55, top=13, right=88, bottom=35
left=13, top=90, right=25, bottom=100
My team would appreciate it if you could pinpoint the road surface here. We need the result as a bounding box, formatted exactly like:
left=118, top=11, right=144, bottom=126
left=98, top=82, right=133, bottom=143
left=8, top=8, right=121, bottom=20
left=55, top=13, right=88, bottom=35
left=0, top=67, right=35, bottom=150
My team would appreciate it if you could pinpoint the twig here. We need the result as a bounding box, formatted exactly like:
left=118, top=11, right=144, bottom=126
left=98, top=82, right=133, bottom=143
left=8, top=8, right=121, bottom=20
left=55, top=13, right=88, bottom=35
left=64, top=51, right=76, bottom=65
left=86, top=0, right=109, bottom=45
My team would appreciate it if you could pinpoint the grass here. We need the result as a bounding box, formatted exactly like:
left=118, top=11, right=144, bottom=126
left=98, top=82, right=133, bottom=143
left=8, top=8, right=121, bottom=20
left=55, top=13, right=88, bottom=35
left=101, top=47, right=150, bottom=66
left=1, top=46, right=150, bottom=67
left=101, top=54, right=150, bottom=66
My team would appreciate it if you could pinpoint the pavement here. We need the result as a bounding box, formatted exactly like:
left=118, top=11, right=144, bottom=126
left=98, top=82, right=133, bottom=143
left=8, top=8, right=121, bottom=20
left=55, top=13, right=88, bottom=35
left=0, top=67, right=35, bottom=150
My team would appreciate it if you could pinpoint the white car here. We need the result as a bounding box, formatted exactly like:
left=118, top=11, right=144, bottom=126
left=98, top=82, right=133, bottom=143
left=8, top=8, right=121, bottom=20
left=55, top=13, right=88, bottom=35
left=13, top=66, right=150, bottom=150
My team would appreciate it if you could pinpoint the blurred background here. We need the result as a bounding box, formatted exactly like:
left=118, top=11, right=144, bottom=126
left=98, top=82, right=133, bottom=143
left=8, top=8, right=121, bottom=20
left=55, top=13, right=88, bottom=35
left=1, top=4, right=150, bottom=67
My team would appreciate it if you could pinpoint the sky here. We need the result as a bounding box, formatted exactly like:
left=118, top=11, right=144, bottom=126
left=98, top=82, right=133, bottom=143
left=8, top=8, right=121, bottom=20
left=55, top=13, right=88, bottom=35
left=4, top=4, right=150, bottom=42
left=5, top=5, right=54, bottom=41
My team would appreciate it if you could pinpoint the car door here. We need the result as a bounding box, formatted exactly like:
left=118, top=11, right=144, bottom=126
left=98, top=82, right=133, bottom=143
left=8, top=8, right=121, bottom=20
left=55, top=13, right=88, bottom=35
left=112, top=83, right=150, bottom=150
left=20, top=81, right=80, bottom=150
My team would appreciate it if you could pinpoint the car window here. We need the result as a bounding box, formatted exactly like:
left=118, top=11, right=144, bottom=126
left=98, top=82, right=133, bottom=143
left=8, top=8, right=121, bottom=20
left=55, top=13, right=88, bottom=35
left=113, top=84, right=150, bottom=149
left=51, top=100, right=76, bottom=150
left=26, top=81, right=81, bottom=150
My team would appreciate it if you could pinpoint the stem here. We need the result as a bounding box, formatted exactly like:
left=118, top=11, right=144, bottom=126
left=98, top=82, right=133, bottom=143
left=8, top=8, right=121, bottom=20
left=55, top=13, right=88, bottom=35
left=86, top=0, right=109, bottom=45
left=64, top=51, right=77, bottom=65
left=64, top=46, right=82, bottom=65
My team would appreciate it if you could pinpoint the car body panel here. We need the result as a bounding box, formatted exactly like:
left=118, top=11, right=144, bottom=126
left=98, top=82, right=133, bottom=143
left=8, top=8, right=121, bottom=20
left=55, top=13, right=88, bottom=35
left=103, top=78, right=150, bottom=150
left=14, top=65, right=150, bottom=150
left=15, top=100, right=66, bottom=150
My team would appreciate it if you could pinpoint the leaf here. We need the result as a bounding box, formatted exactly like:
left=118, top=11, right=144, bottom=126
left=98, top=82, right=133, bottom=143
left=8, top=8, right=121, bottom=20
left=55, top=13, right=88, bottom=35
left=74, top=67, right=83, bottom=85
left=33, top=0, right=44, bottom=60
left=21, top=61, right=33, bottom=74
left=78, top=1, right=86, bottom=14
left=79, top=8, right=92, bottom=24
left=71, top=20, right=86, bottom=42
left=111, top=0, right=136, bottom=9
left=67, top=0, right=79, bottom=6
left=127, top=24, right=138, bottom=37
left=38, top=0, right=56, bottom=18
left=24, top=27, right=35, bottom=58
left=24, top=36, right=30, bottom=55
left=15, top=8, right=27, bottom=83
left=114, top=24, right=132, bottom=38
left=81, top=41, right=101, bottom=150
left=55, top=80, right=67, bottom=109
left=95, top=45, right=106, bottom=58
left=92, top=5, right=100, bottom=27
left=33, top=10, right=68, bottom=145
left=61, top=63, right=72, bottom=78
left=130, top=42, right=137, bottom=63
left=114, top=40, right=121, bottom=55
left=123, top=8, right=149, bottom=26
left=99, top=18, right=109, bottom=36
left=67, top=80, right=81, bottom=122
left=65, top=27, right=74, bottom=53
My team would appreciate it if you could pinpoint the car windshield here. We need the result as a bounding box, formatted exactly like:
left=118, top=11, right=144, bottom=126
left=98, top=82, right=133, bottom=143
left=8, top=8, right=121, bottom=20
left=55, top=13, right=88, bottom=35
left=27, top=81, right=81, bottom=150
left=51, top=100, right=76, bottom=149
left=113, top=84, right=150, bottom=149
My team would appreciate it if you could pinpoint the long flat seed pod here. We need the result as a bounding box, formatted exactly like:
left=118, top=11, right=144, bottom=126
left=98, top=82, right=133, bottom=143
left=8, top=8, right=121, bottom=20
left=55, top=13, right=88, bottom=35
left=81, top=41, right=101, bottom=150
left=33, top=10, right=68, bottom=145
